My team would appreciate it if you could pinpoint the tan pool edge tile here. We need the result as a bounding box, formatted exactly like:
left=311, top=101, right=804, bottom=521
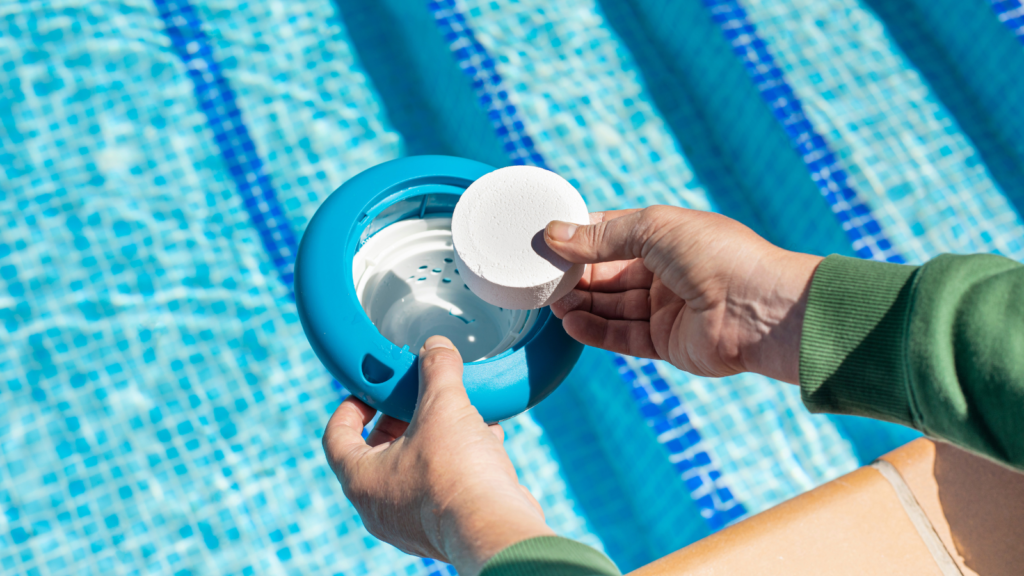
left=629, top=465, right=945, bottom=576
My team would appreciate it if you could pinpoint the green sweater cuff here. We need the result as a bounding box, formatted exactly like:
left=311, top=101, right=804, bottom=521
left=800, top=255, right=920, bottom=426
left=480, top=536, right=620, bottom=576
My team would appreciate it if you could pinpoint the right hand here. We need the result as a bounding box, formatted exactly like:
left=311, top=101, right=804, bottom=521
left=544, top=206, right=823, bottom=384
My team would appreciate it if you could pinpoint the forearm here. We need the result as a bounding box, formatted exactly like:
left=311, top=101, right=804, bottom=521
left=799, top=254, right=1024, bottom=470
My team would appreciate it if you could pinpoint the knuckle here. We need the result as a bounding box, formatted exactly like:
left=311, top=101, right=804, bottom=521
left=636, top=206, right=675, bottom=255
left=642, top=205, right=672, bottom=223
left=419, top=349, right=461, bottom=374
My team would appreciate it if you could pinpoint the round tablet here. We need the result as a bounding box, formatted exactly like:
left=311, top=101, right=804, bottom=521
left=452, top=165, right=590, bottom=310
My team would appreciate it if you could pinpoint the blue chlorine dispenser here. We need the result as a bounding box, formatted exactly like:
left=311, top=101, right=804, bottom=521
left=294, top=156, right=584, bottom=422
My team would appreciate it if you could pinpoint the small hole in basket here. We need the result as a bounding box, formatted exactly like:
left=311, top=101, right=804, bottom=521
left=443, top=278, right=452, bottom=283
left=432, top=268, right=442, bottom=274
left=444, top=258, right=453, bottom=263
left=361, top=354, right=394, bottom=384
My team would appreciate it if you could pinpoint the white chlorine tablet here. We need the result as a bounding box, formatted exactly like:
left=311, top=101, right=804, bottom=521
left=452, top=165, right=589, bottom=310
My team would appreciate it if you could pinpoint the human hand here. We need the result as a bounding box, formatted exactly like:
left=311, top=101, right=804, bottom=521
left=545, top=207, right=822, bottom=384
left=322, top=336, right=553, bottom=576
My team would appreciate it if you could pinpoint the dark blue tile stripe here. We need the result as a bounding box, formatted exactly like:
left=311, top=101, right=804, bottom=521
left=426, top=0, right=549, bottom=168
left=705, top=0, right=905, bottom=263
left=155, top=1, right=414, bottom=570
left=155, top=0, right=300, bottom=292
left=428, top=0, right=747, bottom=531
left=612, top=356, right=748, bottom=530
left=992, top=0, right=1024, bottom=42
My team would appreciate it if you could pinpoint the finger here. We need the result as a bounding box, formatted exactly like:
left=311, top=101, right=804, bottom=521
left=551, top=288, right=651, bottom=321
left=561, top=311, right=661, bottom=359
left=412, top=336, right=469, bottom=423
left=546, top=208, right=655, bottom=264
left=489, top=423, right=505, bottom=443
left=576, top=258, right=654, bottom=292
left=322, top=396, right=376, bottom=476
left=365, top=415, right=411, bottom=447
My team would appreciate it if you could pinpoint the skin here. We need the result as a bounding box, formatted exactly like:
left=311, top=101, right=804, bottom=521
left=546, top=207, right=822, bottom=384
left=323, top=206, right=823, bottom=575
left=323, top=337, right=553, bottom=576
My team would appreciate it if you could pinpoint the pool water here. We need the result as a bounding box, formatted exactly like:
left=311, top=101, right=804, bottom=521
left=2, top=0, right=1022, bottom=574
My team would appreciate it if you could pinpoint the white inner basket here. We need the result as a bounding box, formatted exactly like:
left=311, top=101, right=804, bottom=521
left=353, top=216, right=539, bottom=362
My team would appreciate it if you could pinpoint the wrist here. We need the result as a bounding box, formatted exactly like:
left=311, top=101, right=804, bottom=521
left=739, top=250, right=823, bottom=384
left=436, top=493, right=554, bottom=576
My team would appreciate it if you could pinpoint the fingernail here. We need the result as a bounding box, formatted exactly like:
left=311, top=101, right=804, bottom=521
left=422, top=336, right=452, bottom=352
left=547, top=221, right=578, bottom=242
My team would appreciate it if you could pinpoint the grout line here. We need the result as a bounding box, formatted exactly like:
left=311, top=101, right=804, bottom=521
left=704, top=0, right=905, bottom=263
left=154, top=0, right=301, bottom=293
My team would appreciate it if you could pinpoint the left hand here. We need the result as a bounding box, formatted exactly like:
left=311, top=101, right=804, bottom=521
left=322, top=336, right=553, bottom=576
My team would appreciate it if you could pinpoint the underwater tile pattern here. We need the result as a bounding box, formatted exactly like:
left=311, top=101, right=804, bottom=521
left=613, top=357, right=747, bottom=529
left=705, top=0, right=904, bottom=263
left=499, top=415, right=605, bottom=552
left=5, top=0, right=1024, bottom=574
left=156, top=0, right=301, bottom=288
left=655, top=367, right=857, bottom=515
left=992, top=0, right=1024, bottom=43
left=449, top=0, right=714, bottom=212
left=192, top=0, right=403, bottom=235
left=0, top=1, right=419, bottom=574
left=0, top=1, right=599, bottom=574
left=741, top=0, right=1024, bottom=263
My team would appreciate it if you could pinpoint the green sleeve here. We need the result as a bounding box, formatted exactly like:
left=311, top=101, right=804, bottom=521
left=480, top=536, right=620, bottom=576
left=800, top=253, right=1024, bottom=470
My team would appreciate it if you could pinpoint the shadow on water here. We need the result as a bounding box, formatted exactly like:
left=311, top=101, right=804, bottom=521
left=523, top=312, right=583, bottom=409
left=529, top=357, right=657, bottom=572
left=595, top=0, right=855, bottom=257
left=331, top=0, right=510, bottom=168
left=860, top=0, right=1024, bottom=222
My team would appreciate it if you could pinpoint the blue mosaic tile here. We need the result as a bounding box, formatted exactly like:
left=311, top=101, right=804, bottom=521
left=6, top=0, right=1024, bottom=573
left=739, top=0, right=1024, bottom=263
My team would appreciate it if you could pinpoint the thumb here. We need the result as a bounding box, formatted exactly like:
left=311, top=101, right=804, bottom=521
left=411, top=335, right=469, bottom=424
left=544, top=208, right=653, bottom=264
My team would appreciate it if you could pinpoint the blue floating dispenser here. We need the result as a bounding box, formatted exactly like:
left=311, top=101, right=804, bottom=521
left=295, top=156, right=584, bottom=422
